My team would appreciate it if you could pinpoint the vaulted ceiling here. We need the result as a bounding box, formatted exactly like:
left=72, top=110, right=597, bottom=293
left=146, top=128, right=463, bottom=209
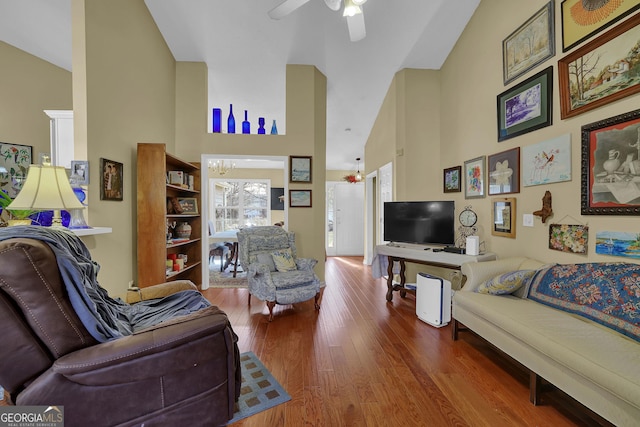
left=0, top=0, right=480, bottom=170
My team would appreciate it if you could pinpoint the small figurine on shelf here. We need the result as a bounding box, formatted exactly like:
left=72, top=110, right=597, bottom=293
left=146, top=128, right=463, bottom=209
left=166, top=220, right=176, bottom=243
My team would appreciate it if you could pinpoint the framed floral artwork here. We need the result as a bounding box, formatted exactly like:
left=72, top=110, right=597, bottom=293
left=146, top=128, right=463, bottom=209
left=464, top=156, right=486, bottom=199
left=549, top=224, right=588, bottom=254
left=443, top=166, right=461, bottom=193
left=0, top=142, right=32, bottom=197
left=488, top=147, right=520, bottom=195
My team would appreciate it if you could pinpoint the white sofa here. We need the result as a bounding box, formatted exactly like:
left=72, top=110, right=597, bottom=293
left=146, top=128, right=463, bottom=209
left=452, top=257, right=640, bottom=427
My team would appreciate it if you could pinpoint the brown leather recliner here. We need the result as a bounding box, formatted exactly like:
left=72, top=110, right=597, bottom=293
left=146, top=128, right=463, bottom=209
left=0, top=236, right=241, bottom=427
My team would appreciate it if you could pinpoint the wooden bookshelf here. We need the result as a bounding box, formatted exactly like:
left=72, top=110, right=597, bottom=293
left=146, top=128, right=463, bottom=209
left=136, top=143, right=202, bottom=288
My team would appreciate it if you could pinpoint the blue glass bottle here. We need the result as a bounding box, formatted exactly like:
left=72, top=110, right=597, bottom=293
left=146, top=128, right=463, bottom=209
left=270, top=119, right=278, bottom=135
left=258, top=117, right=266, bottom=134
left=242, top=110, right=250, bottom=134
left=227, top=104, right=235, bottom=134
left=212, top=108, right=222, bottom=133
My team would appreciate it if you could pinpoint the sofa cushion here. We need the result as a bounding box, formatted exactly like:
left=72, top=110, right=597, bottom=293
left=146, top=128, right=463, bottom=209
left=477, top=270, right=535, bottom=295
left=527, top=263, right=640, bottom=342
left=272, top=248, right=297, bottom=272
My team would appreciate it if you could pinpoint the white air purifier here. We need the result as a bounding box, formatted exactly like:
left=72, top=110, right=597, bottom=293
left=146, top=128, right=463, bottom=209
left=466, top=236, right=480, bottom=256
left=416, top=273, right=452, bottom=328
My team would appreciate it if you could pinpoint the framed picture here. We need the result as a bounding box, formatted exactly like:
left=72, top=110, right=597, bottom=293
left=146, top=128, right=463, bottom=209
left=270, top=187, right=285, bottom=210
left=559, top=13, right=640, bottom=119
left=464, top=156, right=486, bottom=199
left=177, top=197, right=198, bottom=214
left=503, top=2, right=555, bottom=85
left=596, top=230, right=640, bottom=258
left=289, top=156, right=312, bottom=183
left=491, top=197, right=516, bottom=238
left=443, top=166, right=461, bottom=193
left=289, top=189, right=312, bottom=207
left=100, top=158, right=123, bottom=201
left=581, top=108, right=640, bottom=215
left=70, top=160, right=89, bottom=185
left=0, top=142, right=32, bottom=197
left=549, top=224, right=588, bottom=254
left=522, top=134, right=572, bottom=187
left=561, top=0, right=640, bottom=52
left=488, top=147, right=520, bottom=195
left=497, top=66, right=553, bottom=142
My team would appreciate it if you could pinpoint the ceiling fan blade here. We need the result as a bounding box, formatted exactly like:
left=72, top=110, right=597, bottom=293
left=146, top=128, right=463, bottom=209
left=347, top=11, right=366, bottom=42
left=268, top=0, right=312, bottom=20
left=324, top=0, right=342, bottom=11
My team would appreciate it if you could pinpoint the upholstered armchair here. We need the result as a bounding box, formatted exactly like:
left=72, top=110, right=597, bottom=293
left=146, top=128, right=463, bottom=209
left=0, top=227, right=240, bottom=427
left=237, top=226, right=321, bottom=321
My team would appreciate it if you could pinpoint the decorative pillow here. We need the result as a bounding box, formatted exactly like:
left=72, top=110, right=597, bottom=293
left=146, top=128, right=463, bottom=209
left=477, top=270, right=536, bottom=295
left=271, top=248, right=297, bottom=272
left=256, top=253, right=277, bottom=272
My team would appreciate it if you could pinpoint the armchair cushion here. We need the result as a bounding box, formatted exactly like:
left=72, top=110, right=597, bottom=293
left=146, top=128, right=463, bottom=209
left=272, top=248, right=297, bottom=272
left=256, top=252, right=277, bottom=272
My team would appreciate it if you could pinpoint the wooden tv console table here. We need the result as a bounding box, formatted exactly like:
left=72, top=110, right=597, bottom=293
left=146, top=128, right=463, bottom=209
left=375, top=244, right=496, bottom=302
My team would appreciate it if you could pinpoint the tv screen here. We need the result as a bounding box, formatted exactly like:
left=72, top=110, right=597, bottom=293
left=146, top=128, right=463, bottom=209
left=383, top=201, right=455, bottom=246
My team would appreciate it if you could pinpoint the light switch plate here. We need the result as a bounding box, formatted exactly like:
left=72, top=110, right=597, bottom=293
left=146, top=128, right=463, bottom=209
left=523, top=213, right=534, bottom=227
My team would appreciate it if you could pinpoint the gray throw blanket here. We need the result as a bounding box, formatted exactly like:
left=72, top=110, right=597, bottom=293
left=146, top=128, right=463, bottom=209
left=0, top=226, right=210, bottom=342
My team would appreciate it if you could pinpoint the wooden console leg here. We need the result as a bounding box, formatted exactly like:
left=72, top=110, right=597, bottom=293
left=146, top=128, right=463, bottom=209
left=530, top=370, right=541, bottom=405
left=452, top=319, right=459, bottom=341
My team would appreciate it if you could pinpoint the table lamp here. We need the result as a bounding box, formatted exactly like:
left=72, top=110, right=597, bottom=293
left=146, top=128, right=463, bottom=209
left=7, top=158, right=84, bottom=227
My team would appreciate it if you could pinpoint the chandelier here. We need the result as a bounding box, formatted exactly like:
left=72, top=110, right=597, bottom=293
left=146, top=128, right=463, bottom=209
left=209, top=160, right=236, bottom=175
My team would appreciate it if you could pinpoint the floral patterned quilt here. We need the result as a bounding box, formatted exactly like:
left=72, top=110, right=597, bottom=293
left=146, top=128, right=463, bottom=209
left=527, top=263, right=640, bottom=342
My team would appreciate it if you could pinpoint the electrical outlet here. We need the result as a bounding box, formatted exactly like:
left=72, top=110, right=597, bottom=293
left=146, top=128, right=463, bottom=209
left=523, top=214, right=534, bottom=227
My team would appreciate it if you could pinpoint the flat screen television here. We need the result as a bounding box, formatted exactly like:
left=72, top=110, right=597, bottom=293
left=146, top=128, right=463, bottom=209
left=383, top=201, right=455, bottom=246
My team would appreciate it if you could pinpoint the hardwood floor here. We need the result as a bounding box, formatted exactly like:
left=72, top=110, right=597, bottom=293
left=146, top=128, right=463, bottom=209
left=204, top=256, right=610, bottom=427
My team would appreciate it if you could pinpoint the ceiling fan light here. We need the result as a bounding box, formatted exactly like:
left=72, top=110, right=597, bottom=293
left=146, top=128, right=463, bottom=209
left=352, top=0, right=367, bottom=5
left=343, top=0, right=362, bottom=17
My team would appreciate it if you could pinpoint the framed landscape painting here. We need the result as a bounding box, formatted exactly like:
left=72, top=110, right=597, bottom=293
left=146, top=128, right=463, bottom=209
left=561, top=0, right=640, bottom=52
left=503, top=2, right=555, bottom=85
left=497, top=66, right=553, bottom=142
left=559, top=13, right=640, bottom=119
left=289, top=156, right=312, bottom=183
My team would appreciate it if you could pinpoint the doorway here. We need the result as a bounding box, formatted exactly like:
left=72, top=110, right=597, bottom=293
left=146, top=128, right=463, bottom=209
left=326, top=181, right=364, bottom=256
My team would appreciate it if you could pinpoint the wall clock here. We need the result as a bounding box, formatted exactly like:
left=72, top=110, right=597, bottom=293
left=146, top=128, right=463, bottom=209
left=456, top=205, right=478, bottom=247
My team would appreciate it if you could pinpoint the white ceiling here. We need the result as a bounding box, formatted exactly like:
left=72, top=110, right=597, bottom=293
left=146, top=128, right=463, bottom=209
left=0, top=0, right=480, bottom=171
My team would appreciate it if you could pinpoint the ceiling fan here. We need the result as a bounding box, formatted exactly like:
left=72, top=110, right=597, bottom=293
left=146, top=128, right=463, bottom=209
left=268, top=0, right=368, bottom=42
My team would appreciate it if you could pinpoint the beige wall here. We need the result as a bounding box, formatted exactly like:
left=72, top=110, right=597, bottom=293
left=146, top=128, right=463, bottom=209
left=367, top=0, right=640, bottom=273
left=0, top=41, right=72, bottom=160
left=72, top=0, right=177, bottom=296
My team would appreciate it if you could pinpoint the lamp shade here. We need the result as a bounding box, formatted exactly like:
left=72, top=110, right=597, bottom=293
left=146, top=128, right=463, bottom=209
left=8, top=164, right=84, bottom=211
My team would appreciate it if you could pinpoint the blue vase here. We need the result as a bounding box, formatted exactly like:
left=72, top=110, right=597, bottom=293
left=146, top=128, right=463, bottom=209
left=212, top=108, right=222, bottom=133
left=227, top=104, right=235, bottom=134
left=270, top=120, right=278, bottom=135
left=258, top=117, right=266, bottom=134
left=242, top=110, right=250, bottom=134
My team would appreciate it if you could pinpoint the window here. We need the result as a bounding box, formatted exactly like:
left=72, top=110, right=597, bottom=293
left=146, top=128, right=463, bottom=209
left=211, top=179, right=270, bottom=231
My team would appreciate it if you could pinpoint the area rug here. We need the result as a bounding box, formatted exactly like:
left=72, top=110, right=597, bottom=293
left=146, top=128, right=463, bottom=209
left=227, top=352, right=291, bottom=425
left=209, top=269, right=248, bottom=288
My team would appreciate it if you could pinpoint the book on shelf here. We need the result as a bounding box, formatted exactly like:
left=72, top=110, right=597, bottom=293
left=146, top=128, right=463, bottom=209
left=167, top=170, right=184, bottom=185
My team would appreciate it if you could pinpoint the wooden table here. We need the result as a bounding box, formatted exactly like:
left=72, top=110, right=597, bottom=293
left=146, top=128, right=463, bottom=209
left=374, top=244, right=496, bottom=302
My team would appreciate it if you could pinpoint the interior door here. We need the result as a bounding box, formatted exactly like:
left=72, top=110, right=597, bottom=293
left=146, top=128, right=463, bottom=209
left=334, top=182, right=364, bottom=256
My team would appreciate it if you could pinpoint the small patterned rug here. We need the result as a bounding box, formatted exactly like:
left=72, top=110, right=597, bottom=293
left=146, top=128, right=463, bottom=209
left=227, top=352, right=291, bottom=425
left=209, top=267, right=248, bottom=288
